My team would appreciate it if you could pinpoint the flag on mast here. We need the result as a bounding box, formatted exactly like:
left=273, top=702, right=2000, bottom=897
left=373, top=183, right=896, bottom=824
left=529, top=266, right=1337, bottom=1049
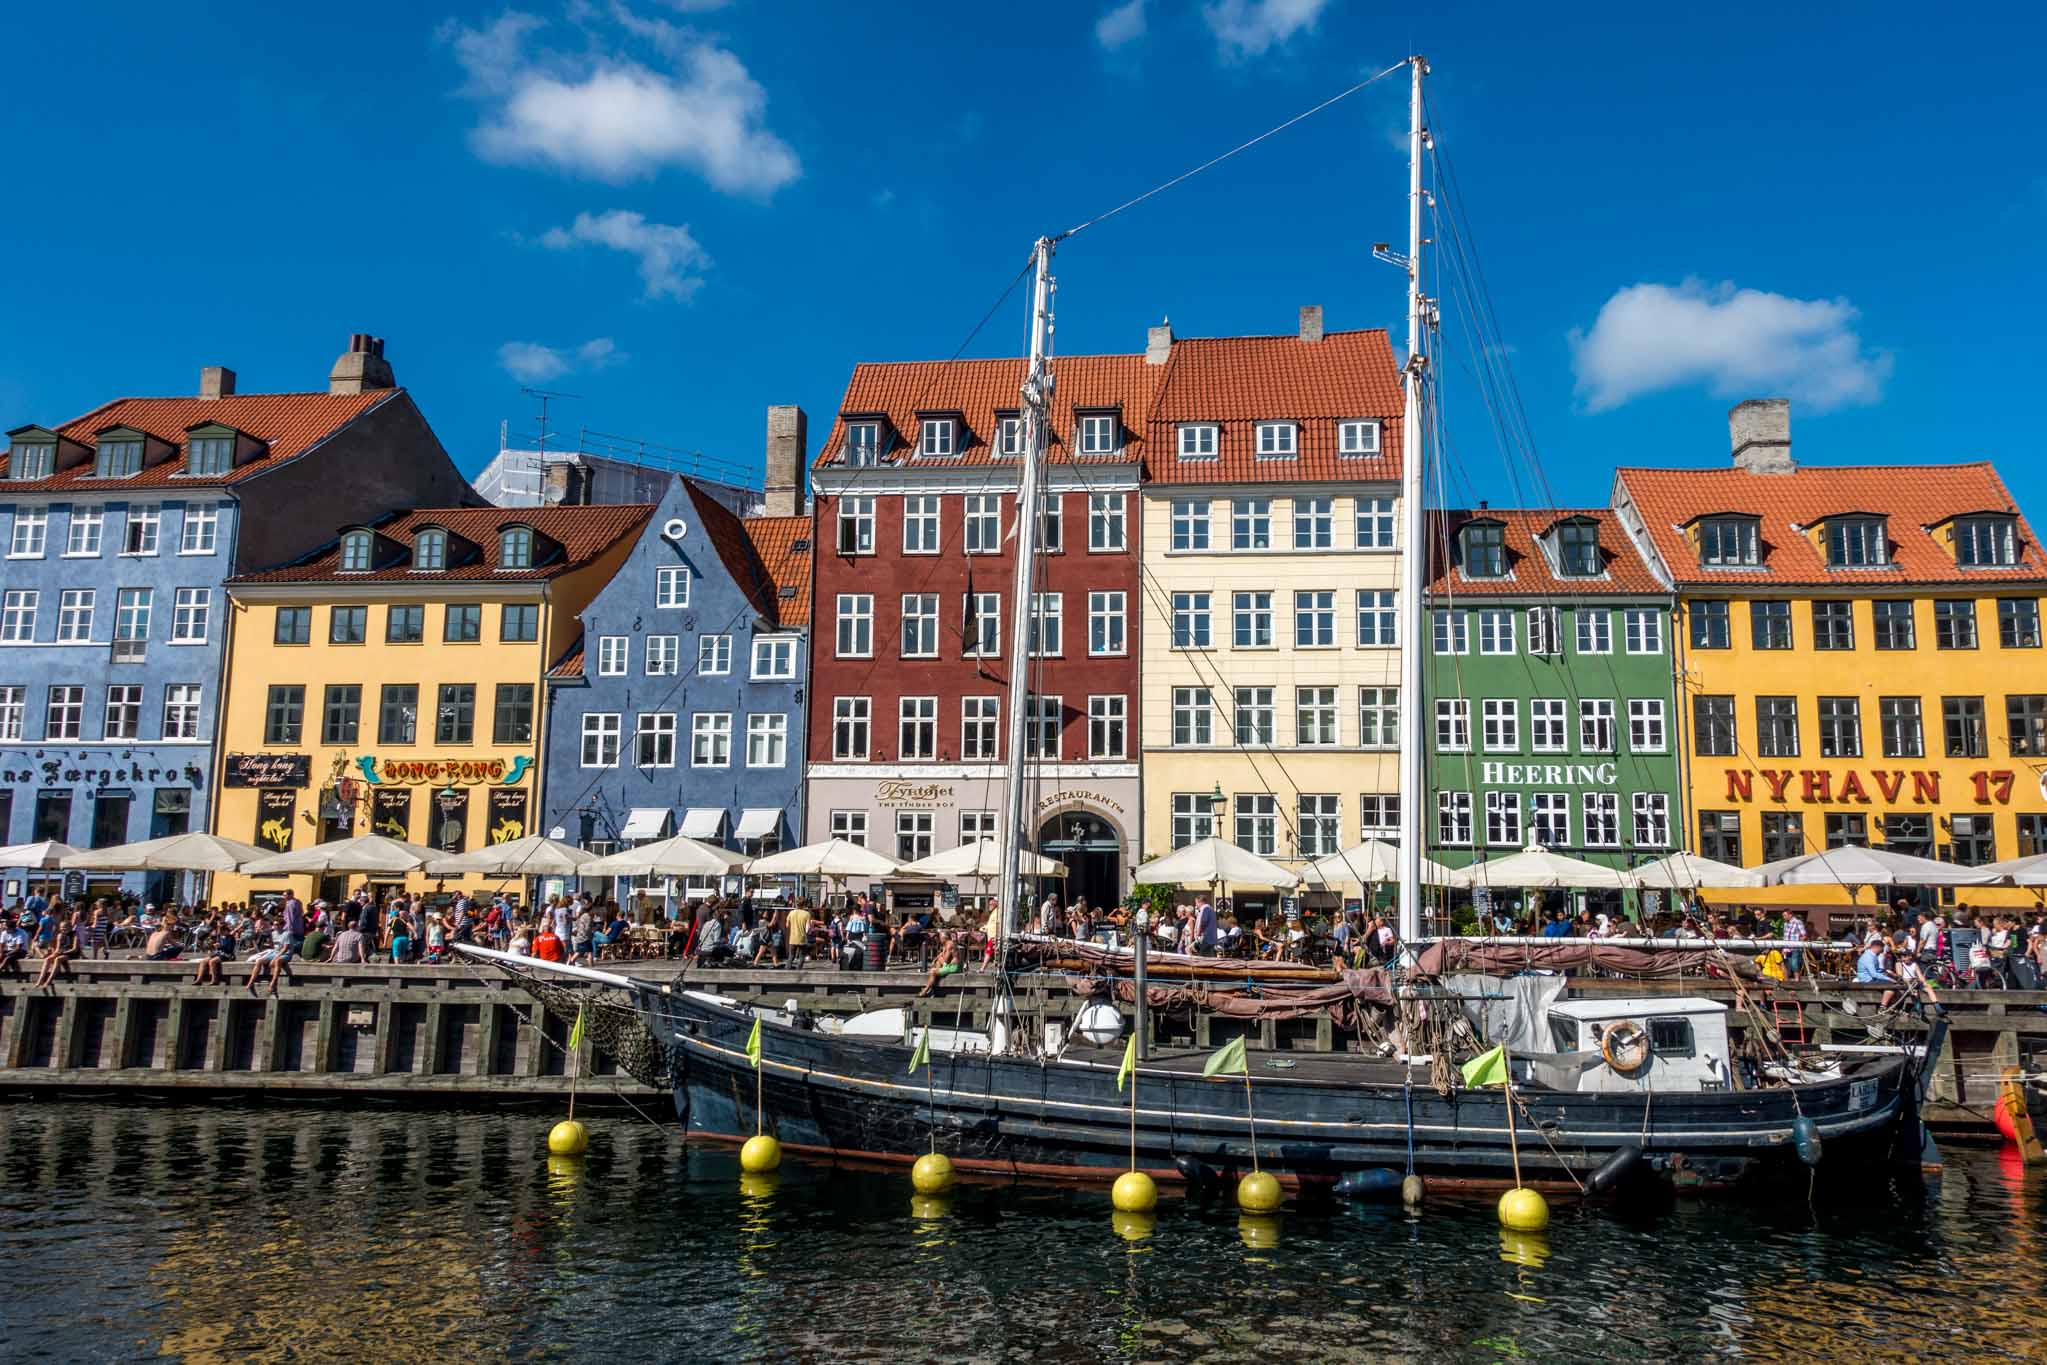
left=1116, top=1034, right=1138, bottom=1092
left=909, top=1026, right=931, bottom=1074
left=745, top=1017, right=763, bottom=1069
left=1201, top=1034, right=1248, bottom=1079
left=1461, top=1044, right=1507, bottom=1088
left=568, top=1006, right=586, bottom=1052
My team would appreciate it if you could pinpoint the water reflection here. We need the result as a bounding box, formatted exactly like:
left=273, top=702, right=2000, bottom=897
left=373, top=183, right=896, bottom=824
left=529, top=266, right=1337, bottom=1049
left=0, top=1101, right=2042, bottom=1362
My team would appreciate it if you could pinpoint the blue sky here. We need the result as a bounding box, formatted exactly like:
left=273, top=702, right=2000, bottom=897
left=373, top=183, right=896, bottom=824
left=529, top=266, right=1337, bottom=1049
left=3, top=1, right=2043, bottom=512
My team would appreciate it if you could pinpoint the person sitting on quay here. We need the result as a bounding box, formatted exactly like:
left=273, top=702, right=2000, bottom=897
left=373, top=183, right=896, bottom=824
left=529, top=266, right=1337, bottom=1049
left=1, top=912, right=30, bottom=978
left=143, top=915, right=184, bottom=962
left=917, top=925, right=967, bottom=998
left=298, top=913, right=331, bottom=964
left=192, top=916, right=235, bottom=986
left=242, top=918, right=292, bottom=996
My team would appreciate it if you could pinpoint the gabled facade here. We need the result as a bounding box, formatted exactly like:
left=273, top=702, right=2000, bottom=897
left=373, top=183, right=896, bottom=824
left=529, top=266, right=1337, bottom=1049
left=1423, top=507, right=1680, bottom=911
left=209, top=502, right=650, bottom=909
left=1138, top=310, right=1405, bottom=909
left=540, top=478, right=810, bottom=898
left=1614, top=398, right=2047, bottom=915
left=0, top=337, right=473, bottom=903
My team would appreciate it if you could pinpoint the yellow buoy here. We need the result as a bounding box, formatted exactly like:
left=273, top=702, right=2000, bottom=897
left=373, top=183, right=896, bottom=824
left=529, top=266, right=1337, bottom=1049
left=1401, top=1173, right=1425, bottom=1208
left=910, top=1193, right=952, bottom=1221
left=1499, top=1228, right=1551, bottom=1268
left=740, top=1133, right=783, bottom=1173
left=1236, top=1170, right=1282, bottom=1213
left=547, top=1119, right=589, bottom=1156
left=546, top=1154, right=582, bottom=1183
left=739, top=1171, right=780, bottom=1200
left=911, top=1151, right=956, bottom=1194
left=1498, top=1186, right=1550, bottom=1231
left=1111, top=1208, right=1157, bottom=1242
left=1237, top=1212, right=1282, bottom=1249
left=1111, top=1170, right=1159, bottom=1213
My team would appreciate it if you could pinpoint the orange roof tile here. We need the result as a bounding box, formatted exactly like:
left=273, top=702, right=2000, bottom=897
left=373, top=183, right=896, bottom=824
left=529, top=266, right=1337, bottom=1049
left=1426, top=508, right=1666, bottom=598
left=232, top=503, right=653, bottom=585
left=742, top=514, right=813, bottom=628
left=548, top=638, right=586, bottom=679
left=5, top=389, right=399, bottom=489
left=1145, top=330, right=1403, bottom=485
left=1614, top=463, right=2047, bottom=588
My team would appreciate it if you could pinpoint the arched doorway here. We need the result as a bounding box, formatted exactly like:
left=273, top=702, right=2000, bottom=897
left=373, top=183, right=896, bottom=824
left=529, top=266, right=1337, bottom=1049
left=1037, top=810, right=1122, bottom=911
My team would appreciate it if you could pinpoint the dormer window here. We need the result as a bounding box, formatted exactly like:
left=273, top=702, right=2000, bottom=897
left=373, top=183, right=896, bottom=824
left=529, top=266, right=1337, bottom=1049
left=845, top=421, right=881, bottom=466
left=996, top=416, right=1023, bottom=458
left=1078, top=413, right=1119, bottom=456
left=96, top=439, right=143, bottom=479
left=1338, top=420, right=1381, bottom=456
left=919, top=418, right=956, bottom=458
left=1462, top=522, right=1506, bottom=578
left=339, top=529, right=374, bottom=573
left=9, top=441, right=54, bottom=481
left=1698, top=516, right=1759, bottom=567
left=1956, top=515, right=2018, bottom=568
left=186, top=436, right=234, bottom=477
left=1556, top=521, right=1601, bottom=576
left=1256, top=422, right=1298, bottom=458
left=1825, top=516, right=1888, bottom=568
left=500, top=526, right=535, bottom=569
left=1178, top=424, right=1218, bottom=460
left=415, top=528, right=448, bottom=572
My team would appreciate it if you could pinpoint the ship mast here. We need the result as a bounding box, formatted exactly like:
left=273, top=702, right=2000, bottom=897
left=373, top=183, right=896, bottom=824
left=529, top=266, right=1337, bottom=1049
left=1394, top=55, right=1430, bottom=943
left=996, top=236, right=1057, bottom=955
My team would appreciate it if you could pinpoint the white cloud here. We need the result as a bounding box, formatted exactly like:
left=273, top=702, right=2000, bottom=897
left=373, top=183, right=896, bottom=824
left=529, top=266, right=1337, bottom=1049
left=1202, top=0, right=1329, bottom=59
left=443, top=8, right=799, bottom=195
left=1095, top=0, right=1147, bottom=50
left=498, top=337, right=625, bottom=383
left=1569, top=279, right=1892, bottom=414
left=540, top=209, right=710, bottom=300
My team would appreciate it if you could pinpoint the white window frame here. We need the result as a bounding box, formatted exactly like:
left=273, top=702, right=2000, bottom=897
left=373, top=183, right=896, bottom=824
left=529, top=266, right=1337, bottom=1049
left=746, top=713, right=788, bottom=768
left=3, top=589, right=40, bottom=643
left=835, top=594, right=874, bottom=658
left=836, top=497, right=875, bottom=555
left=1078, top=413, right=1119, bottom=456
left=1432, top=609, right=1468, bottom=655
left=1177, top=424, right=1218, bottom=460
left=1292, top=496, right=1333, bottom=550
left=1255, top=422, right=1297, bottom=458
left=902, top=495, right=941, bottom=554
left=163, top=683, right=202, bottom=741
left=1632, top=792, right=1671, bottom=849
left=1359, top=686, right=1398, bottom=749
left=844, top=422, right=882, bottom=466
left=1530, top=699, right=1567, bottom=753
left=656, top=564, right=690, bottom=608
left=1477, top=609, right=1516, bottom=655
left=1355, top=497, right=1396, bottom=549
left=9, top=508, right=47, bottom=558
left=1295, top=686, right=1338, bottom=747
left=170, top=588, right=210, bottom=643
left=1237, top=688, right=1279, bottom=749
left=1484, top=791, right=1522, bottom=849
left=1171, top=792, right=1216, bottom=847
left=636, top=712, right=678, bottom=768
left=1088, top=492, right=1126, bottom=552
left=995, top=417, right=1022, bottom=458
left=1295, top=590, right=1336, bottom=647
left=646, top=635, right=680, bottom=676
left=179, top=504, right=220, bottom=555
left=104, top=684, right=143, bottom=740
left=961, top=696, right=1000, bottom=760
left=896, top=810, right=935, bottom=861
left=832, top=697, right=871, bottom=760
left=1233, top=591, right=1274, bottom=649
left=1170, top=498, right=1210, bottom=551
left=1297, top=794, right=1340, bottom=858
left=691, top=712, right=733, bottom=768
left=963, top=592, right=1002, bottom=657
left=1338, top=419, right=1382, bottom=456
left=918, top=417, right=957, bottom=458
left=697, top=634, right=732, bottom=676
left=1088, top=694, right=1127, bottom=759
left=898, top=696, right=937, bottom=760
left=1481, top=698, right=1519, bottom=753
left=1624, top=608, right=1664, bottom=654
left=1231, top=498, right=1271, bottom=551
left=1531, top=792, right=1570, bottom=847
left=1234, top=793, right=1278, bottom=855
left=1171, top=687, right=1213, bottom=747
left=1527, top=605, right=1561, bottom=657
left=1583, top=792, right=1621, bottom=848
left=65, top=507, right=103, bottom=557
left=597, top=635, right=629, bottom=676
left=831, top=810, right=869, bottom=845
left=337, top=527, right=371, bottom=571
left=964, top=494, right=1000, bottom=553
left=1580, top=699, right=1617, bottom=754
left=1088, top=590, right=1126, bottom=656
left=1629, top=698, right=1668, bottom=753
left=751, top=635, right=798, bottom=679
left=1026, top=694, right=1062, bottom=759
left=46, top=685, right=84, bottom=740
left=1355, top=590, right=1397, bottom=647
left=900, top=594, right=940, bottom=659
left=1171, top=591, right=1211, bottom=650
left=56, top=589, right=93, bottom=643
left=581, top=713, right=621, bottom=767
left=1435, top=698, right=1470, bottom=752
left=0, top=686, right=22, bottom=741
left=1575, top=608, right=1612, bottom=654
left=1437, top=791, right=1474, bottom=846
left=1028, top=592, right=1062, bottom=657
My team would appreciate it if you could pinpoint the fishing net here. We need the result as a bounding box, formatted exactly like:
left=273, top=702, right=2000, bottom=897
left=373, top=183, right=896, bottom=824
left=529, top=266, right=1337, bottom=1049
left=505, top=966, right=674, bottom=1089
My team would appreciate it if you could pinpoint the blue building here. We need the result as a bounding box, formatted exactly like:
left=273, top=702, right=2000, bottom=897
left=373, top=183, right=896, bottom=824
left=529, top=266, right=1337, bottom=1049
left=541, top=476, right=811, bottom=902
left=0, top=336, right=472, bottom=904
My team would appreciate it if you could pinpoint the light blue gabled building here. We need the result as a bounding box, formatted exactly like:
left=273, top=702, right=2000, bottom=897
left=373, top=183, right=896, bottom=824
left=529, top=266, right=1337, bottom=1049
left=540, top=476, right=811, bottom=897
left=0, top=337, right=472, bottom=904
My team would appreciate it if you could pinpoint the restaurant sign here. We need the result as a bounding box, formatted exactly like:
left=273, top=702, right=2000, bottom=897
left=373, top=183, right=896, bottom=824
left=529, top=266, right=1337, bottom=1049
left=224, top=753, right=311, bottom=789
left=355, top=755, right=533, bottom=787
left=875, top=780, right=955, bottom=809
left=1723, top=768, right=2018, bottom=805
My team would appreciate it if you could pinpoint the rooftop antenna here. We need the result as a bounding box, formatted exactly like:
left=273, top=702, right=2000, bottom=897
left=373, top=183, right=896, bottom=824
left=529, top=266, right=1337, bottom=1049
left=520, top=387, right=581, bottom=457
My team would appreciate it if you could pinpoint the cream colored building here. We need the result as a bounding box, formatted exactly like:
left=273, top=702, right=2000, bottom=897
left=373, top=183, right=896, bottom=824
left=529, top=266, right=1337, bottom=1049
left=1135, top=315, right=1406, bottom=903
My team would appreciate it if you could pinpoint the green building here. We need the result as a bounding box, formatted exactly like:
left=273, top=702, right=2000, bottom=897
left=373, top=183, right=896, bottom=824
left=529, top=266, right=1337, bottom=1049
left=1424, top=508, right=1682, bottom=920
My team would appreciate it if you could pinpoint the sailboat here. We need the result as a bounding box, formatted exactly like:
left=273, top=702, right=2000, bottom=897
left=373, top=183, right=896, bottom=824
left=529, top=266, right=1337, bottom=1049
left=460, top=57, right=1940, bottom=1195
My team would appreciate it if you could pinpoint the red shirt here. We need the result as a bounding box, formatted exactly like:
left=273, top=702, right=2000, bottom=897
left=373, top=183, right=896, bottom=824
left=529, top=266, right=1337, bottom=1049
left=532, top=932, right=565, bottom=962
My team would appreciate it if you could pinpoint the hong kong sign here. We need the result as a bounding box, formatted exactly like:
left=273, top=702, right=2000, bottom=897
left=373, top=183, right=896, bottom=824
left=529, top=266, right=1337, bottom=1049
left=1723, top=768, right=2019, bottom=805
left=223, top=753, right=312, bottom=789
left=355, top=755, right=533, bottom=786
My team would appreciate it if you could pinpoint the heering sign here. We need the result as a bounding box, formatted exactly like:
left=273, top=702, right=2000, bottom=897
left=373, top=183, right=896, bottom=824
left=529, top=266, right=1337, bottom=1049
left=1481, top=761, right=1619, bottom=788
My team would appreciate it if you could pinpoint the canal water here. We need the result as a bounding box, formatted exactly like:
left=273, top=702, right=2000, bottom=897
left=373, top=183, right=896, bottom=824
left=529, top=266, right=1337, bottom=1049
left=0, top=1100, right=2040, bottom=1362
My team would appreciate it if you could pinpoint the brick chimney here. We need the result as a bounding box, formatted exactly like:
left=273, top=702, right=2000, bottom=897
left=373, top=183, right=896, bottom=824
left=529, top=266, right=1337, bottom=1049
left=328, top=333, right=395, bottom=395
left=1730, top=398, right=1793, bottom=474
left=199, top=366, right=236, bottom=400
left=1145, top=319, right=1174, bottom=366
left=1299, top=305, right=1324, bottom=343
left=764, top=405, right=806, bottom=516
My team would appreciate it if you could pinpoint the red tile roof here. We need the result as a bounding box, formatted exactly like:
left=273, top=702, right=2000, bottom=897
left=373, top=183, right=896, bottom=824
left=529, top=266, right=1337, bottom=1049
left=1426, top=508, right=1666, bottom=597
left=1614, top=463, right=2047, bottom=588
left=231, top=503, right=653, bottom=585
left=548, top=639, right=586, bottom=679
left=1145, top=331, right=1403, bottom=485
left=5, top=389, right=399, bottom=489
left=743, top=514, right=813, bottom=627
left=813, top=353, right=1164, bottom=472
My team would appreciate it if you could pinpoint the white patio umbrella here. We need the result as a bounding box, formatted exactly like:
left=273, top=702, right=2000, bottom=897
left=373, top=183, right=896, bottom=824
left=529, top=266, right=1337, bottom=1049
left=1131, top=836, right=1298, bottom=890
left=0, top=840, right=83, bottom=869
left=1625, top=850, right=1765, bottom=891
left=898, top=838, right=1067, bottom=880
left=1300, top=838, right=1460, bottom=889
left=61, top=832, right=268, bottom=872
left=579, top=835, right=746, bottom=878
left=1452, top=843, right=1631, bottom=890
left=1751, top=844, right=1993, bottom=888
left=424, top=834, right=599, bottom=879
left=1970, top=852, right=2047, bottom=887
left=745, top=837, right=903, bottom=880
left=241, top=833, right=444, bottom=876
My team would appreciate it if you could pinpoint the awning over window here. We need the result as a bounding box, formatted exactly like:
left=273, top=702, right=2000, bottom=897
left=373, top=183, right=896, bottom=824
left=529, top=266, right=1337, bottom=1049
left=680, top=807, right=725, bottom=840
left=620, top=807, right=671, bottom=841
left=735, top=808, right=781, bottom=840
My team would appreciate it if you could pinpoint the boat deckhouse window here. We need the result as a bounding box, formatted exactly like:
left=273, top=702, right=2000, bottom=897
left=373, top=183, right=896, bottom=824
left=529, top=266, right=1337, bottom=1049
left=1956, top=514, right=2018, bottom=568
left=1462, top=522, right=1506, bottom=578
left=918, top=417, right=956, bottom=458
left=96, top=438, right=143, bottom=479
left=844, top=421, right=882, bottom=466
left=415, top=528, right=448, bottom=571
left=499, top=525, right=534, bottom=569
left=9, top=440, right=54, bottom=481
left=1826, top=516, right=1888, bottom=568
left=1698, top=516, right=1759, bottom=568
left=1556, top=521, right=1600, bottom=577
left=339, top=529, right=374, bottom=573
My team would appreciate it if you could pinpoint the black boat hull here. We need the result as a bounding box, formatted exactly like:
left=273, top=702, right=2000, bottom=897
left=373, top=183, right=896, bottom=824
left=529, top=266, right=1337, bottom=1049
left=642, top=987, right=1925, bottom=1194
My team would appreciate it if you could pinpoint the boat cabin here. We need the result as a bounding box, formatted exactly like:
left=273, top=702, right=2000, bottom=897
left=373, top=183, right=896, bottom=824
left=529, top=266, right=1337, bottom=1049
left=1542, top=997, right=1732, bottom=1093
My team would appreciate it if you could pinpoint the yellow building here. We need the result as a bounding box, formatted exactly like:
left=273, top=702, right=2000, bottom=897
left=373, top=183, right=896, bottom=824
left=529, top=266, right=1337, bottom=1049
left=1614, top=400, right=2047, bottom=920
left=1137, top=318, right=1406, bottom=907
left=211, top=504, right=650, bottom=907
